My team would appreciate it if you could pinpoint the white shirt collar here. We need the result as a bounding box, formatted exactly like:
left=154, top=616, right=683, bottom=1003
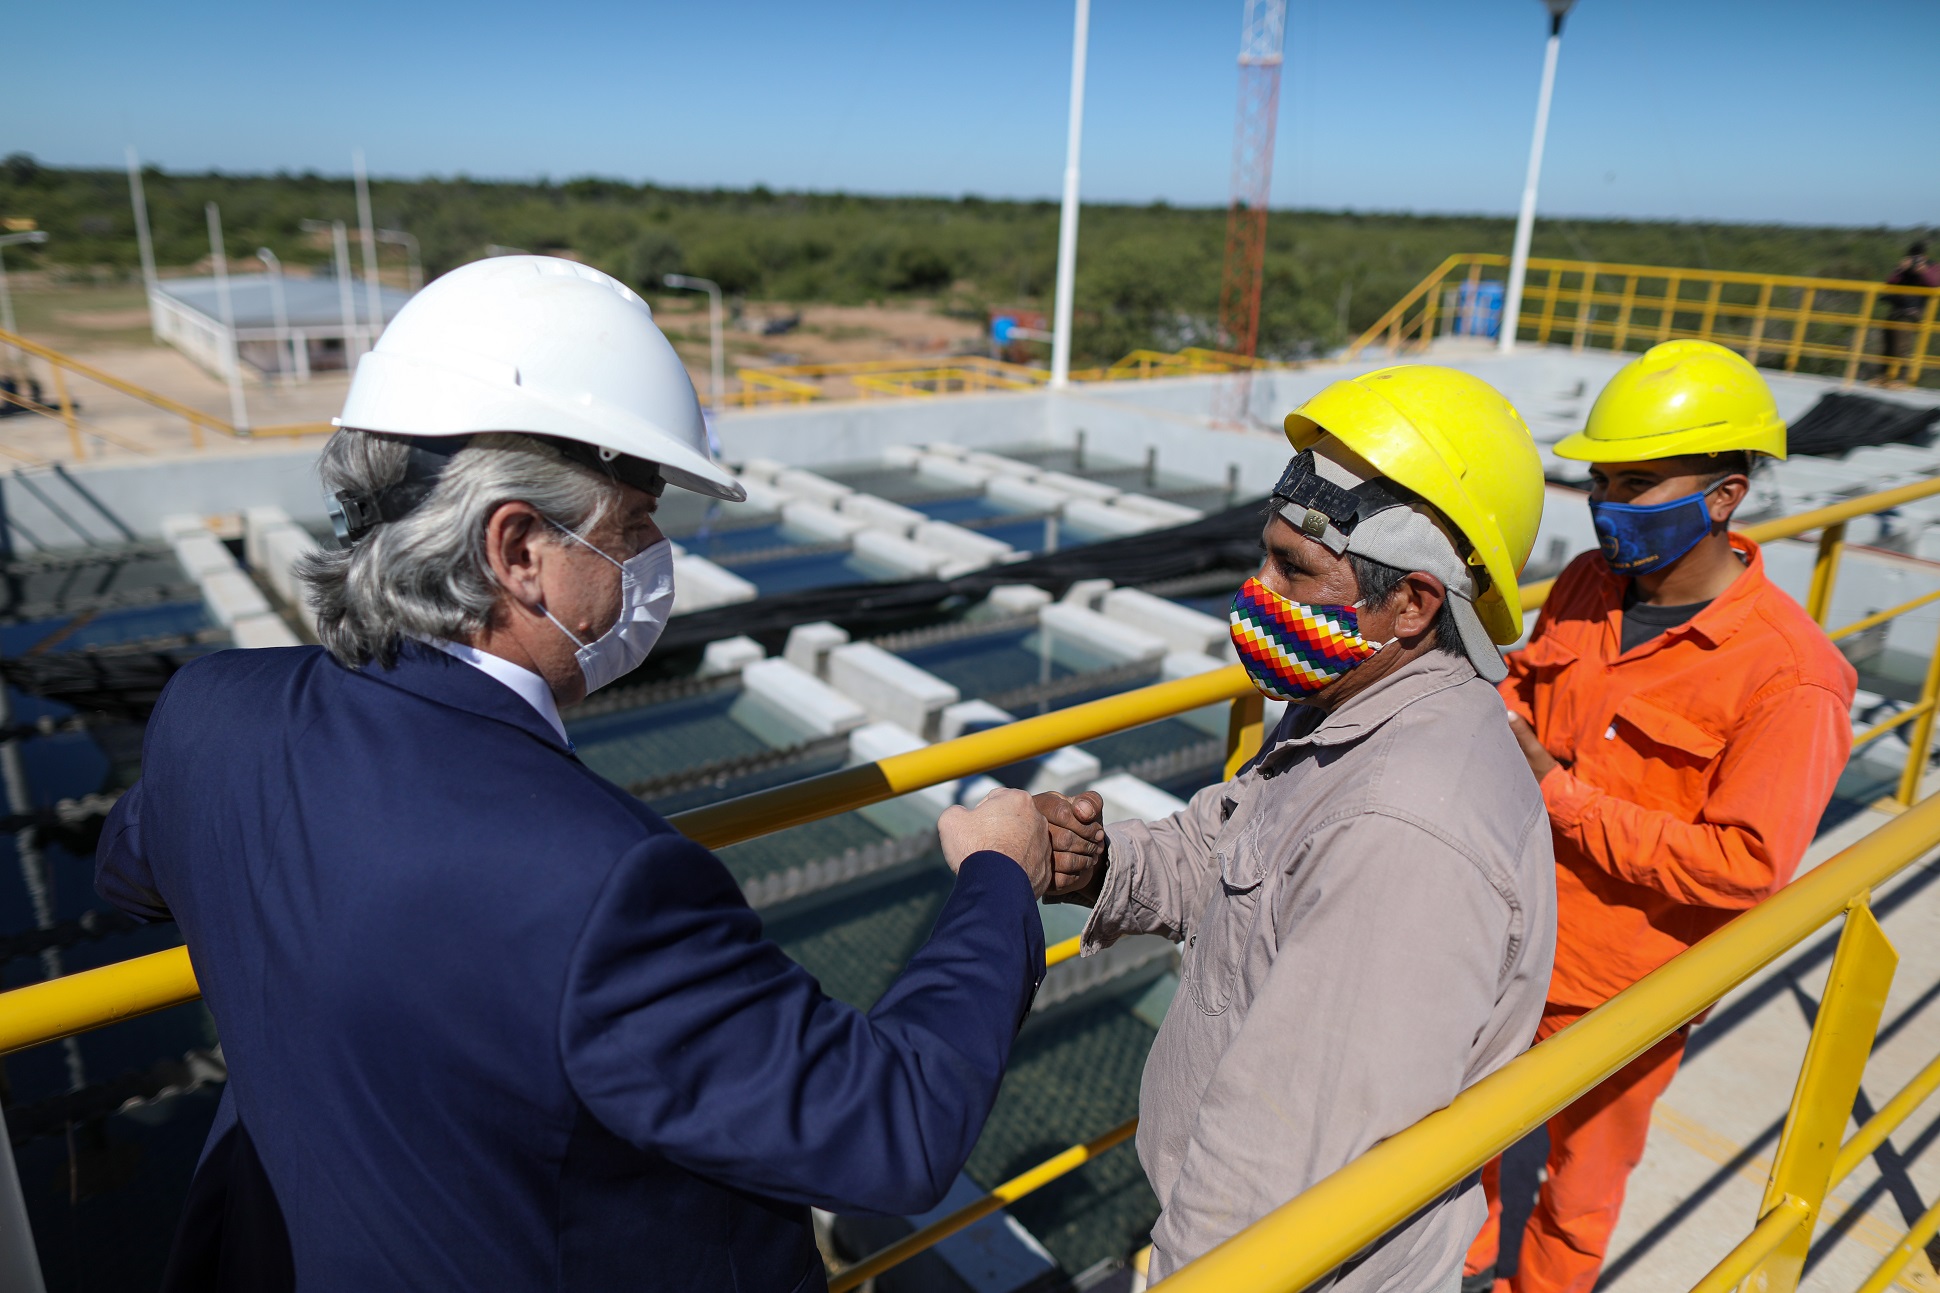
left=424, top=639, right=570, bottom=746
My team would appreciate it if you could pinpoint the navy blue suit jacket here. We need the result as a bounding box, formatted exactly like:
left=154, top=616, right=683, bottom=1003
left=96, top=643, right=1045, bottom=1292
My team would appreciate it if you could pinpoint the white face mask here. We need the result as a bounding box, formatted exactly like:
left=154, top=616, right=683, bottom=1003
left=539, top=526, right=676, bottom=694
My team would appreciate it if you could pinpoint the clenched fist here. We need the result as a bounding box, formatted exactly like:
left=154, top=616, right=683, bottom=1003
left=938, top=787, right=1055, bottom=898
left=1033, top=790, right=1107, bottom=902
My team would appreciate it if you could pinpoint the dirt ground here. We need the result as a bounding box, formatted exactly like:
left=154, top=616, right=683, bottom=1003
left=0, top=282, right=995, bottom=464
left=649, top=294, right=987, bottom=373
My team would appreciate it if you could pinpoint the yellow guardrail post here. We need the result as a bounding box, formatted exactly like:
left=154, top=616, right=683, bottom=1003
left=1223, top=693, right=1264, bottom=781
left=1804, top=522, right=1846, bottom=626
left=1699, top=277, right=1723, bottom=340
left=1535, top=262, right=1561, bottom=346
left=1741, top=897, right=1897, bottom=1293
left=49, top=363, right=83, bottom=460
left=1612, top=274, right=1639, bottom=353
left=1845, top=287, right=1879, bottom=385
left=1747, top=281, right=1774, bottom=367
left=1786, top=287, right=1817, bottom=374
left=1572, top=265, right=1597, bottom=351
left=1830, top=1051, right=1940, bottom=1187
left=1910, top=294, right=1938, bottom=387
left=1895, top=616, right=1940, bottom=808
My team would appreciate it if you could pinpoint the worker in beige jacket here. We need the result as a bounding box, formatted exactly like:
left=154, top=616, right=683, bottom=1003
left=1040, top=367, right=1557, bottom=1291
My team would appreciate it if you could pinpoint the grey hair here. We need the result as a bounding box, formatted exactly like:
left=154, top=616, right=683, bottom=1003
left=297, top=429, right=621, bottom=667
left=1345, top=553, right=1464, bottom=658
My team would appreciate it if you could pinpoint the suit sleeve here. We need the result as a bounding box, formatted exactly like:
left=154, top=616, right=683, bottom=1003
left=94, top=780, right=170, bottom=921
left=1539, top=680, right=1851, bottom=907
left=94, top=661, right=194, bottom=922
left=559, top=837, right=1044, bottom=1216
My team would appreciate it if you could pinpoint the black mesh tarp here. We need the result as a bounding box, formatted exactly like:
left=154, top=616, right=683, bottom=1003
left=1788, top=392, right=1940, bottom=458
left=0, top=649, right=202, bottom=722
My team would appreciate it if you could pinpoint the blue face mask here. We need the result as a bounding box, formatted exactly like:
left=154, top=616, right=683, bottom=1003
left=1590, top=484, right=1721, bottom=576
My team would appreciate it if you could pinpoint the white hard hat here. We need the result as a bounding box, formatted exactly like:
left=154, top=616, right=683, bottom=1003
left=334, top=255, right=745, bottom=502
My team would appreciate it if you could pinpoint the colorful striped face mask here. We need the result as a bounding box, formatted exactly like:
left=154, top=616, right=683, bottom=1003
left=1229, top=576, right=1392, bottom=702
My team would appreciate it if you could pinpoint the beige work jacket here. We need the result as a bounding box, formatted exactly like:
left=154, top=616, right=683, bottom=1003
left=1081, top=650, right=1556, bottom=1289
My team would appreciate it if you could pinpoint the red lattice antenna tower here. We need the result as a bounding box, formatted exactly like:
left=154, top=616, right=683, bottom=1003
left=1215, top=0, right=1287, bottom=420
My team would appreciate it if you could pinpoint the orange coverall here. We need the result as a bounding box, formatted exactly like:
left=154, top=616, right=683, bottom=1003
left=1468, top=535, right=1857, bottom=1293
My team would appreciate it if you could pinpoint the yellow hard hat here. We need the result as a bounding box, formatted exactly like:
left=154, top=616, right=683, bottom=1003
left=1553, top=339, right=1787, bottom=463
left=1284, top=365, right=1544, bottom=645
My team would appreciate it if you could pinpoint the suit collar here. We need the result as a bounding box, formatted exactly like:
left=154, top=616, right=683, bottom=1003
left=360, top=641, right=574, bottom=754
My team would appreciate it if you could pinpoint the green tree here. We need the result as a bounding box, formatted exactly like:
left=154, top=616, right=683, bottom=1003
left=628, top=229, right=685, bottom=292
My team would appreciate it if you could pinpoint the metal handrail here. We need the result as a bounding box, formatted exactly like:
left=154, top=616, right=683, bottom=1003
left=820, top=479, right=1940, bottom=1285
left=0, top=663, right=1255, bottom=1056
left=725, top=345, right=1281, bottom=408
left=1155, top=794, right=1940, bottom=1291
left=0, top=325, right=234, bottom=448
left=0, top=474, right=1935, bottom=1028
left=829, top=1117, right=1139, bottom=1292
left=7, top=474, right=1940, bottom=1290
left=1346, top=253, right=1940, bottom=388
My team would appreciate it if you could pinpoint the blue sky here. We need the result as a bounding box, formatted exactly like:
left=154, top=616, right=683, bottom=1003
left=9, top=0, right=1935, bottom=227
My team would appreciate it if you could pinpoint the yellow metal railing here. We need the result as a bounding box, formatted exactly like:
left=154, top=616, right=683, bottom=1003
left=852, top=366, right=1046, bottom=399
left=6, top=477, right=1940, bottom=1290
left=0, top=326, right=333, bottom=460
left=726, top=346, right=1278, bottom=407
left=1159, top=809, right=1930, bottom=1293
left=1348, top=253, right=1940, bottom=389
left=1, top=328, right=1264, bottom=453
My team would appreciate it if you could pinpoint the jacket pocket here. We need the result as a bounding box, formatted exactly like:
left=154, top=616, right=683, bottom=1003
left=1184, top=818, right=1269, bottom=1017
left=1613, top=690, right=1726, bottom=765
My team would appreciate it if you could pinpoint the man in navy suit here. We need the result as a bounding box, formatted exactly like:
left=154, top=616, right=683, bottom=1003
left=96, top=257, right=1057, bottom=1292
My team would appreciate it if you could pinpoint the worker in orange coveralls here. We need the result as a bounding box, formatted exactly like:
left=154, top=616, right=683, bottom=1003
left=1463, top=339, right=1859, bottom=1293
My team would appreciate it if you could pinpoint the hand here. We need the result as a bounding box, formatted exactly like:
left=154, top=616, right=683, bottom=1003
left=938, top=787, right=1055, bottom=898
left=1506, top=712, right=1560, bottom=783
left=1033, top=790, right=1107, bottom=901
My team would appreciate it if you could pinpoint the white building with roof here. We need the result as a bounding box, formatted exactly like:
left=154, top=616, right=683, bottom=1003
left=150, top=273, right=413, bottom=381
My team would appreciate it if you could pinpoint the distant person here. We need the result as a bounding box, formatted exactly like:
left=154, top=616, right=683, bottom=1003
left=1035, top=367, right=1557, bottom=1290
left=96, top=256, right=1054, bottom=1292
left=1464, top=340, right=1857, bottom=1293
left=1880, top=239, right=1940, bottom=384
